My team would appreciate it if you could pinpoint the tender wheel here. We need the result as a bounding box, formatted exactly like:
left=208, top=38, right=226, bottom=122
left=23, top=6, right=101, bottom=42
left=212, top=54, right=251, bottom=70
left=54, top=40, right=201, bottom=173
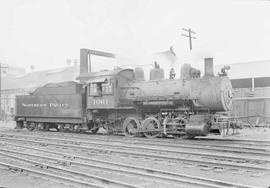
left=44, top=123, right=50, bottom=131
left=74, top=124, right=81, bottom=132
left=37, top=123, right=45, bottom=131
left=68, top=124, right=74, bottom=132
left=15, top=121, right=23, bottom=129
left=57, top=124, right=65, bottom=132
left=142, top=117, right=161, bottom=138
left=26, top=122, right=36, bottom=131
left=122, top=117, right=141, bottom=137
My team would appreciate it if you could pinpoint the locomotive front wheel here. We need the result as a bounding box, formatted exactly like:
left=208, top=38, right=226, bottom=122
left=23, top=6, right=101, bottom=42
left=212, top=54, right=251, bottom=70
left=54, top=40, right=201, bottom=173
left=122, top=117, right=140, bottom=137
left=142, top=117, right=161, bottom=138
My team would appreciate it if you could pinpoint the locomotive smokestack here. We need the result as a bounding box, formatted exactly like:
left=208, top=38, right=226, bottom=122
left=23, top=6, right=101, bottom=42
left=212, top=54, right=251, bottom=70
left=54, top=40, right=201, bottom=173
left=80, top=48, right=89, bottom=75
left=204, top=58, right=214, bottom=77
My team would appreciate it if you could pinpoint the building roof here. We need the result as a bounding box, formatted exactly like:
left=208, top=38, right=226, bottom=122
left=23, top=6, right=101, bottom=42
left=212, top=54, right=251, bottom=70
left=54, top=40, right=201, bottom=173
left=2, top=66, right=79, bottom=91
left=78, top=68, right=134, bottom=83
left=214, top=60, right=270, bottom=79
left=3, top=66, right=26, bottom=77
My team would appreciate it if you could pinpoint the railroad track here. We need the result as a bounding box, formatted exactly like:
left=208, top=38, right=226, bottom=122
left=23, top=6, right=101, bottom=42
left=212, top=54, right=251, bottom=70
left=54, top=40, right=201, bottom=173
left=9, top=128, right=270, bottom=149
left=0, top=161, right=104, bottom=188
left=0, top=141, right=261, bottom=188
left=3, top=131, right=270, bottom=157
left=0, top=153, right=140, bottom=188
left=0, top=134, right=269, bottom=173
left=51, top=134, right=270, bottom=154
left=0, top=130, right=270, bottom=187
left=1, top=132, right=269, bottom=160
left=196, top=137, right=270, bottom=145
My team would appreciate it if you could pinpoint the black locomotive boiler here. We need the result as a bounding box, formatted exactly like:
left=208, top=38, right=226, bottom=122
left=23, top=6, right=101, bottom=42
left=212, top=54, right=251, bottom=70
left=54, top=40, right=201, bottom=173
left=15, top=49, right=233, bottom=138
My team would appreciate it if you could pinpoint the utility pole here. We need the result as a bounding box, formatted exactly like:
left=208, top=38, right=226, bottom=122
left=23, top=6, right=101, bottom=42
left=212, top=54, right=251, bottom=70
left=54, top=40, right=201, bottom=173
left=0, top=63, right=8, bottom=120
left=181, top=28, right=196, bottom=50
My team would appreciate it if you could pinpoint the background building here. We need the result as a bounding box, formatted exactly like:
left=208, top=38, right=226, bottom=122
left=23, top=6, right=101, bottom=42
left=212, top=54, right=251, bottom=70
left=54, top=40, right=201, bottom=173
left=1, top=64, right=79, bottom=120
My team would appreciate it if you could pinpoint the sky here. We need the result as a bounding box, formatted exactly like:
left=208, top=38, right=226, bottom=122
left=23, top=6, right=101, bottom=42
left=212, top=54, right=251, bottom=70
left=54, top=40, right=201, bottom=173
left=0, top=0, right=270, bottom=73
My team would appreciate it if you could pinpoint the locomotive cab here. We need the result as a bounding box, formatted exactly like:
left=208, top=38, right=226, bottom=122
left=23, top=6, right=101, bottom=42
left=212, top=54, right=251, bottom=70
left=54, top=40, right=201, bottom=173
left=85, top=69, right=135, bottom=109
left=87, top=77, right=114, bottom=106
left=83, top=69, right=137, bottom=133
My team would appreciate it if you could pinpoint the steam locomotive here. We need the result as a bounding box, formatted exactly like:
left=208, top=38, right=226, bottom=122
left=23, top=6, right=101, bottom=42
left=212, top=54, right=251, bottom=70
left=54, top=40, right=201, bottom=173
left=14, top=49, right=233, bottom=138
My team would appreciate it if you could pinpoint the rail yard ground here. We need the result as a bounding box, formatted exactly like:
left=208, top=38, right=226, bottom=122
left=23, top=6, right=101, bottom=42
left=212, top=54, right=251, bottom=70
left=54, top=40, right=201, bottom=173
left=0, top=121, right=269, bottom=188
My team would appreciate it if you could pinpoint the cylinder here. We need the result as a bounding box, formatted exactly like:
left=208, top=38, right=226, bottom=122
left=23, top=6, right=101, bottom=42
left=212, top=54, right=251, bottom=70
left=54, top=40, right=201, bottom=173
left=204, top=58, right=214, bottom=77
left=185, top=123, right=210, bottom=136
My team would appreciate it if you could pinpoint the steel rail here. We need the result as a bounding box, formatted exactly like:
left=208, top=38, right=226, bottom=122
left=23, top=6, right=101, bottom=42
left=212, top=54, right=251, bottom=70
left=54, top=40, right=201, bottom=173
left=0, top=151, right=141, bottom=188
left=0, top=161, right=103, bottom=188
left=66, top=135, right=270, bottom=153
left=195, top=137, right=270, bottom=144
left=0, top=136, right=269, bottom=172
left=84, top=133, right=270, bottom=146
left=6, top=130, right=270, bottom=149
left=7, top=129, right=270, bottom=150
left=0, top=141, right=261, bottom=188
left=1, top=133, right=269, bottom=163
left=70, top=135, right=270, bottom=152
left=30, top=133, right=268, bottom=154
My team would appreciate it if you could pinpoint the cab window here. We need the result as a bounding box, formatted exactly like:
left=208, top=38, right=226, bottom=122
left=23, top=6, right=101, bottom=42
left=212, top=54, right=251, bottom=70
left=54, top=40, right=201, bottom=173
left=89, top=83, right=101, bottom=96
left=102, top=83, right=113, bottom=95
left=89, top=82, right=113, bottom=96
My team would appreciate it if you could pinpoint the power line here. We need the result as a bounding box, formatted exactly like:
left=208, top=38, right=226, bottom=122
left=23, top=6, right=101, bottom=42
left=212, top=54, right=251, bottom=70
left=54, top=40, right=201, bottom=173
left=181, top=28, right=197, bottom=50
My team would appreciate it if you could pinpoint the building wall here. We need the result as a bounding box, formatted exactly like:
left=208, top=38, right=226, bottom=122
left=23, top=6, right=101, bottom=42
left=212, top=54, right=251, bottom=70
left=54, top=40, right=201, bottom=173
left=233, top=87, right=270, bottom=98
left=0, top=88, right=30, bottom=120
left=230, top=77, right=270, bottom=123
left=231, top=97, right=270, bottom=124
